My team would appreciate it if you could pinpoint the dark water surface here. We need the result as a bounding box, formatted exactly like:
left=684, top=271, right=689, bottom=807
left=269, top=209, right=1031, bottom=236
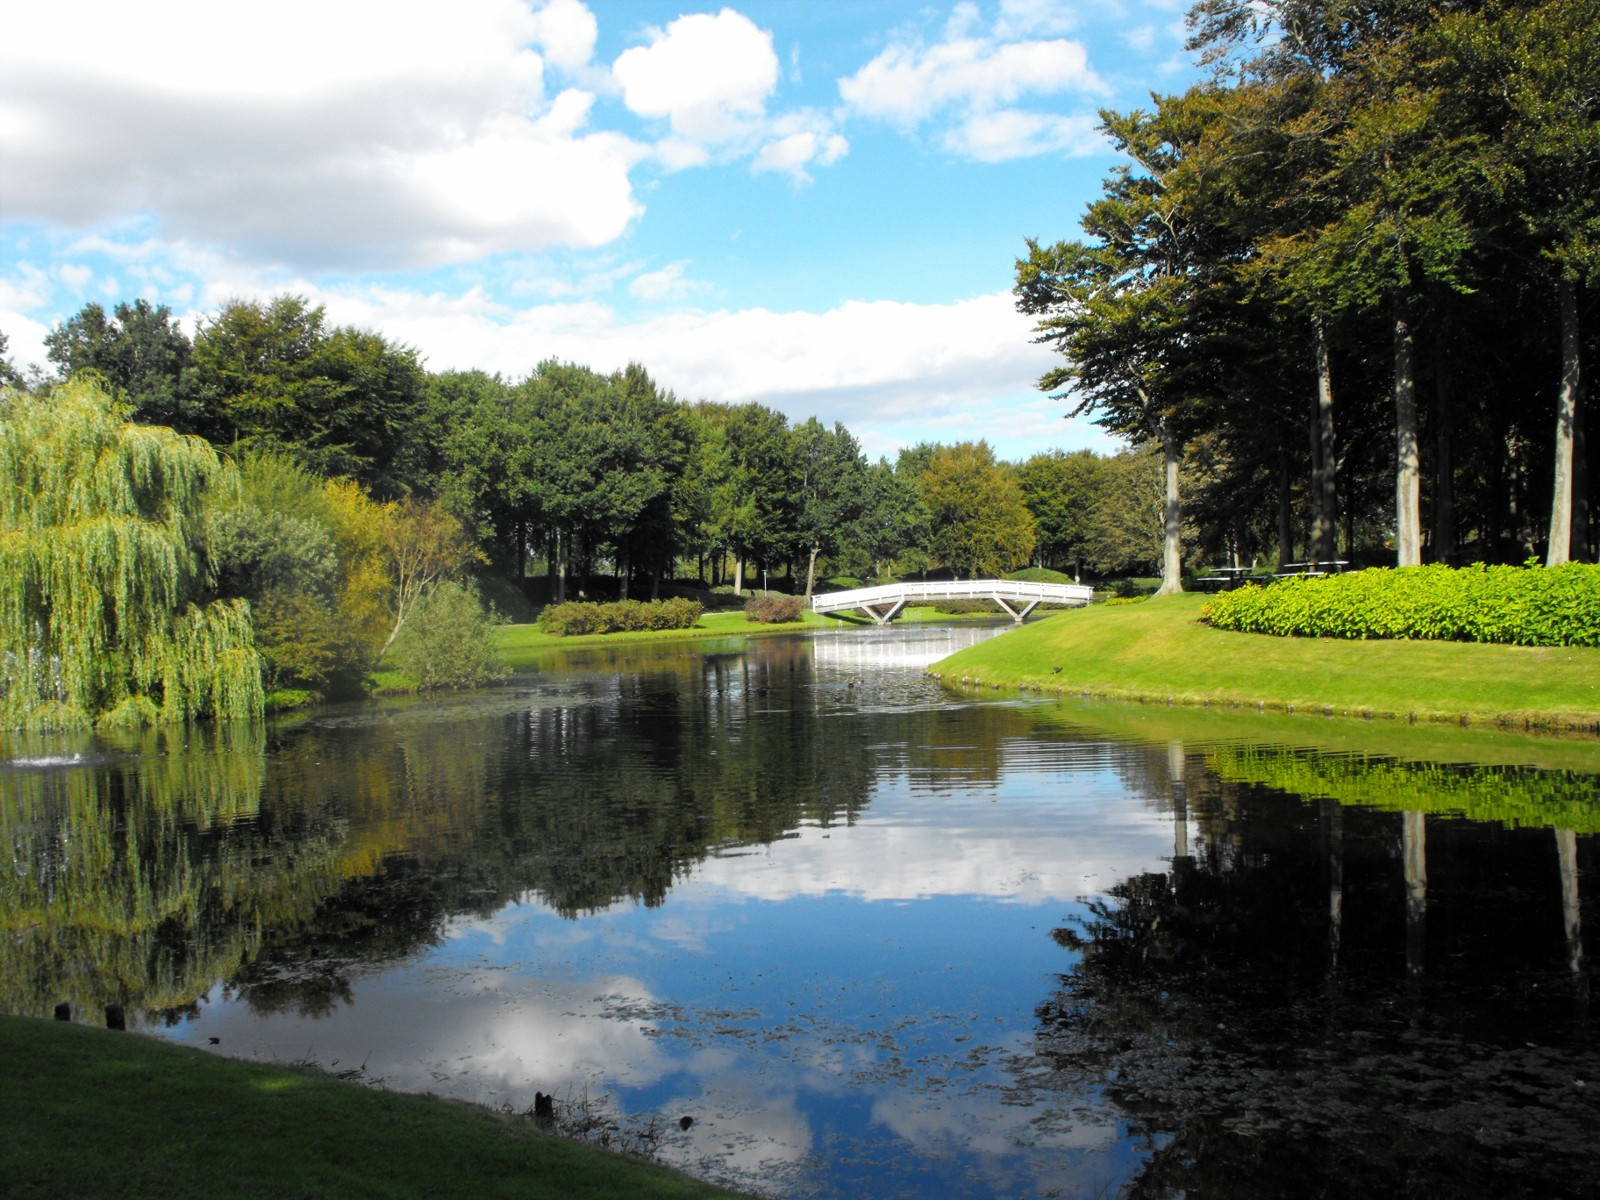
left=4, top=624, right=1598, bottom=1198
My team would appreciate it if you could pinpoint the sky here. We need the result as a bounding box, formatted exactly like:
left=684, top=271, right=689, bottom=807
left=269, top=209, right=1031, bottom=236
left=0, top=0, right=1203, bottom=463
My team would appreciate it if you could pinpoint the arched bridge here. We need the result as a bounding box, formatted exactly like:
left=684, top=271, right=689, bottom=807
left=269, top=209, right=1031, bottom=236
left=812, top=579, right=1094, bottom=625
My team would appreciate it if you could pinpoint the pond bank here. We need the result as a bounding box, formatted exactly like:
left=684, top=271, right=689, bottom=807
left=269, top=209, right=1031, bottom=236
left=929, top=593, right=1600, bottom=733
left=1, top=1016, right=752, bottom=1200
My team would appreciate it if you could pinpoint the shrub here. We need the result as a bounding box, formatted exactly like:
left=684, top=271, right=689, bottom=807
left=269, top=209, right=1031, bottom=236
left=536, top=597, right=702, bottom=637
left=388, top=581, right=510, bottom=690
left=1007, top=567, right=1076, bottom=584
left=1200, top=563, right=1600, bottom=647
left=745, top=593, right=804, bottom=623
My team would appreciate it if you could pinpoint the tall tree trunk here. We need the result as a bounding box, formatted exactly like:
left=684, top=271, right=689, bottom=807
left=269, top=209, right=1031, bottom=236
left=1404, top=810, right=1427, bottom=985
left=1547, top=278, right=1581, bottom=565
left=1433, top=311, right=1457, bottom=564
left=617, top=546, right=631, bottom=600
left=1393, top=299, right=1423, bottom=566
left=805, top=545, right=820, bottom=598
left=1154, top=425, right=1183, bottom=595
left=1575, top=385, right=1590, bottom=561
left=1312, top=315, right=1339, bottom=564
left=733, top=555, right=744, bottom=596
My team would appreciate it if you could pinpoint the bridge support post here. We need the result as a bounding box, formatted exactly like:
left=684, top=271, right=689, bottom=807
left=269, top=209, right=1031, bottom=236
left=991, top=596, right=1040, bottom=624
left=859, top=600, right=906, bottom=625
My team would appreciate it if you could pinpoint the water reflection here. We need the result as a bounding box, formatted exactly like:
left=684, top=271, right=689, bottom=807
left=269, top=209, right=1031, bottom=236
left=2, top=626, right=1597, bottom=1198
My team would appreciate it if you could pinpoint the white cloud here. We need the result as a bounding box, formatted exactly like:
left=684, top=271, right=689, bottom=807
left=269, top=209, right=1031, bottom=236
left=528, top=0, right=599, bottom=73
left=837, top=3, right=1107, bottom=161
left=751, top=129, right=849, bottom=182
left=0, top=1, right=645, bottom=270
left=612, top=9, right=780, bottom=146
left=281, top=281, right=1108, bottom=457
left=944, top=109, right=1103, bottom=161
left=994, top=0, right=1083, bottom=39
left=627, top=261, right=710, bottom=302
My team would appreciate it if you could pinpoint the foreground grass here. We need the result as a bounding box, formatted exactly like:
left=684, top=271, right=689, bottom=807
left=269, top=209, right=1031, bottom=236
left=1, top=1016, right=749, bottom=1200
left=932, top=593, right=1600, bottom=732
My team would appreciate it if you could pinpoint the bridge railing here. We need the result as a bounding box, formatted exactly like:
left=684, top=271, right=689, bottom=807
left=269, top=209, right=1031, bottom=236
left=812, top=579, right=1093, bottom=618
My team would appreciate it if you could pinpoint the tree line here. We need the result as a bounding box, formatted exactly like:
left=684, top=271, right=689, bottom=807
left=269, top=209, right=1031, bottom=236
left=12, top=293, right=1183, bottom=594
left=1019, top=0, right=1598, bottom=593
left=2, top=292, right=1184, bottom=722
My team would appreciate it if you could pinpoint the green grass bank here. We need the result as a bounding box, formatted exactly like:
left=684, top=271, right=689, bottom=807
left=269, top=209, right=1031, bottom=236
left=931, top=593, right=1600, bottom=732
left=1, top=1016, right=750, bottom=1200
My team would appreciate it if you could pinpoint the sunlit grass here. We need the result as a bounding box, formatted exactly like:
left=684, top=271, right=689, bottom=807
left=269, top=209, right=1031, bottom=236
left=932, top=593, right=1600, bottom=732
left=2, top=1016, right=750, bottom=1200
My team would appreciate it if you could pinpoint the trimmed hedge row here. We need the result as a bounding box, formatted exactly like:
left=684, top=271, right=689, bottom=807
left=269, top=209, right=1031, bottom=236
left=745, top=593, right=804, bottom=623
left=536, top=597, right=702, bottom=636
left=1200, top=563, right=1600, bottom=647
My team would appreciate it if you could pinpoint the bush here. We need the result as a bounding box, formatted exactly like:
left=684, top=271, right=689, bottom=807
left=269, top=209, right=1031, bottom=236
left=1200, top=562, right=1600, bottom=647
left=388, top=581, right=510, bottom=689
left=1007, top=567, right=1076, bottom=584
left=744, top=593, right=805, bottom=623
left=536, top=597, right=702, bottom=637
left=822, top=576, right=864, bottom=591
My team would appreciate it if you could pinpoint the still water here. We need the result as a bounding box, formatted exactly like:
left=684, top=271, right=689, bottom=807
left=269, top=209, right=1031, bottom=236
left=4, top=623, right=1598, bottom=1198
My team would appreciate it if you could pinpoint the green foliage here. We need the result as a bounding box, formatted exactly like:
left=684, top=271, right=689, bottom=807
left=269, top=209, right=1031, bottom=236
left=387, top=581, right=509, bottom=691
left=1201, top=563, right=1600, bottom=646
left=0, top=379, right=263, bottom=729
left=744, top=593, right=804, bottom=623
left=1007, top=567, right=1076, bottom=584
left=1209, top=744, right=1600, bottom=834
left=920, top=441, right=1037, bottom=577
left=537, top=598, right=702, bottom=637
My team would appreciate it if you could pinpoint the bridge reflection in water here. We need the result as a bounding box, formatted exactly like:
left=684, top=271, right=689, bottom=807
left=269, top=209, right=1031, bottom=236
left=812, top=578, right=1094, bottom=624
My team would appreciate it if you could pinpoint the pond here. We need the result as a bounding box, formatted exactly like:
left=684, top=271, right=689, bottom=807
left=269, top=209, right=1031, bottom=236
left=4, top=623, right=1598, bottom=1198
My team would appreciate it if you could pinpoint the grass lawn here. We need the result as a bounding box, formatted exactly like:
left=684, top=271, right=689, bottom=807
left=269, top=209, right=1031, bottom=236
left=1, top=1016, right=750, bottom=1200
left=932, top=593, right=1600, bottom=732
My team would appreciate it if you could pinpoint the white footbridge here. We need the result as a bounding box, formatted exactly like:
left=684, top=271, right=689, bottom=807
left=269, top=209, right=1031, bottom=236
left=812, top=579, right=1094, bottom=625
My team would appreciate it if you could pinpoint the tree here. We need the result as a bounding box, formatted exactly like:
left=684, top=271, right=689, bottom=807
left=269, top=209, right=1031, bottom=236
left=379, top=498, right=481, bottom=660
left=849, top=457, right=926, bottom=581
left=1086, top=443, right=1176, bottom=577
left=1441, top=0, right=1600, bottom=563
left=43, top=299, right=193, bottom=427
left=791, top=417, right=868, bottom=597
left=920, top=441, right=1037, bottom=578
left=1018, top=449, right=1107, bottom=579
left=1017, top=101, right=1234, bottom=594
left=185, top=295, right=425, bottom=496
left=0, top=378, right=263, bottom=729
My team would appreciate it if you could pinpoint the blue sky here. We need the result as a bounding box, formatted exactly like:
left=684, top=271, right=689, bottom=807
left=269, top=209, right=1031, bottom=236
left=1, top=0, right=1202, bottom=462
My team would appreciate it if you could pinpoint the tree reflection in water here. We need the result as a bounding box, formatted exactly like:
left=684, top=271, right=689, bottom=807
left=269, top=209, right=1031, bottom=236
left=1035, top=745, right=1599, bottom=1199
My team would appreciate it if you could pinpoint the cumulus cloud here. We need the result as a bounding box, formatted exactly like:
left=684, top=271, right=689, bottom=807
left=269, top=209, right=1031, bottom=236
left=612, top=9, right=779, bottom=145
left=0, top=0, right=645, bottom=270
left=611, top=8, right=846, bottom=181
left=838, top=2, right=1108, bottom=161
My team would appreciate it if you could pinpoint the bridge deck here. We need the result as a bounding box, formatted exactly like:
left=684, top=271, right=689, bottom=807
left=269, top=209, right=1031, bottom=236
left=812, top=579, right=1093, bottom=624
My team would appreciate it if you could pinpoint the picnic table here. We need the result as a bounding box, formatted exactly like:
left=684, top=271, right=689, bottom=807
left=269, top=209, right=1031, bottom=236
left=1274, top=560, right=1350, bottom=578
left=1195, top=566, right=1257, bottom=592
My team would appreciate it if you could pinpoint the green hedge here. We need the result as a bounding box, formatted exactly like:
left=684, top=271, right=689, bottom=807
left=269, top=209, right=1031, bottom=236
left=744, top=593, right=804, bottom=623
left=536, top=597, right=702, bottom=636
left=1201, top=563, right=1600, bottom=647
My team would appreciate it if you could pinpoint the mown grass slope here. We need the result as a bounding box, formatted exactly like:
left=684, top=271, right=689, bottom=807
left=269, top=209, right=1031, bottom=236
left=2, top=1016, right=750, bottom=1200
left=931, top=593, right=1600, bottom=731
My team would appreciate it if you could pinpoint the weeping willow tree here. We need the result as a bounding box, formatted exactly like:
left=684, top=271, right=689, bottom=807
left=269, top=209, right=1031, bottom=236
left=0, top=377, right=263, bottom=729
